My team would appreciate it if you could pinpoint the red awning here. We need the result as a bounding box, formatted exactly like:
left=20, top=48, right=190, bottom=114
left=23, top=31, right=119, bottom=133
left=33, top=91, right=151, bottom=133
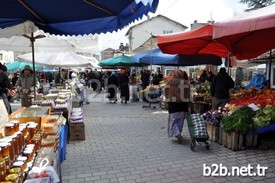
left=213, top=4, right=275, bottom=60
left=157, top=24, right=229, bottom=58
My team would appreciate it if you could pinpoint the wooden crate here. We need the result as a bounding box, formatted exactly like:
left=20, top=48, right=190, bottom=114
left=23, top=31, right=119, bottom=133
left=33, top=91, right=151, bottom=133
left=206, top=123, right=219, bottom=142
left=219, top=127, right=258, bottom=151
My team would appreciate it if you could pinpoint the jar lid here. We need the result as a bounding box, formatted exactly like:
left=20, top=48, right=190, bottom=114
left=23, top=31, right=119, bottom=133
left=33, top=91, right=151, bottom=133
left=5, top=173, right=18, bottom=181
left=23, top=150, right=32, bottom=154
left=17, top=156, right=27, bottom=161
left=0, top=142, right=9, bottom=147
left=9, top=120, right=19, bottom=124
left=9, top=167, right=21, bottom=174
left=12, top=161, right=24, bottom=167
left=4, top=123, right=14, bottom=127
left=26, top=144, right=35, bottom=148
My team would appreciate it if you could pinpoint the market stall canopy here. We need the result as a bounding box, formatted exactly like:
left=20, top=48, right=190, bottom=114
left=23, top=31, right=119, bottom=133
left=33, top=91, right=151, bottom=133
left=132, top=48, right=222, bottom=66
left=0, top=35, right=77, bottom=54
left=17, top=52, right=93, bottom=68
left=78, top=55, right=101, bottom=69
left=157, top=24, right=229, bottom=58
left=99, top=55, right=143, bottom=67
left=213, top=4, right=275, bottom=60
left=0, top=0, right=159, bottom=35
left=0, top=21, right=38, bottom=38
left=5, top=61, right=43, bottom=72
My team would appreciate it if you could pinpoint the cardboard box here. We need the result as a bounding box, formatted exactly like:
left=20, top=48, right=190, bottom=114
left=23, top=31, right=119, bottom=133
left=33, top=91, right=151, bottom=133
left=69, top=123, right=85, bottom=141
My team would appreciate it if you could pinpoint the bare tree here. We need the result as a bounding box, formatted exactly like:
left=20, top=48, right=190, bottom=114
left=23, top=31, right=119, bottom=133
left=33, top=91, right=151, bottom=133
left=240, top=0, right=275, bottom=11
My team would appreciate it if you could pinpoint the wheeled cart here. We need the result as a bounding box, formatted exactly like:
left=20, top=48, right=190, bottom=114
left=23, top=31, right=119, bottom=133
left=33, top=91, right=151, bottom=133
left=187, top=113, right=210, bottom=151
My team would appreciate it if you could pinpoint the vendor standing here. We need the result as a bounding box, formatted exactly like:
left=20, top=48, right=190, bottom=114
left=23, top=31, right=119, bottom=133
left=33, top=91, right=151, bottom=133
left=210, top=67, right=234, bottom=110
left=16, top=65, right=40, bottom=107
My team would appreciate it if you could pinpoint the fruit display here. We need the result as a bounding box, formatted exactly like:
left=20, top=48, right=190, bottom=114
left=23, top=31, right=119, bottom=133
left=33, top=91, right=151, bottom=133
left=229, top=88, right=275, bottom=108
left=203, top=107, right=228, bottom=126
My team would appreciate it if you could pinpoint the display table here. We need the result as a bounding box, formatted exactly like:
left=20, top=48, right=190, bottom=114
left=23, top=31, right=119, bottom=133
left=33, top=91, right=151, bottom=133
left=258, top=123, right=275, bottom=134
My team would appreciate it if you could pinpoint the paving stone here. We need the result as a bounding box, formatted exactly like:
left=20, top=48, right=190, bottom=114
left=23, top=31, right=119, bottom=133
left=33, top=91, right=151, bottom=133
left=59, top=92, right=275, bottom=183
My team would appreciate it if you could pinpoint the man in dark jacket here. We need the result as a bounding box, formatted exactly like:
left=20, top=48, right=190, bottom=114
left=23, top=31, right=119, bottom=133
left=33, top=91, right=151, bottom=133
left=0, top=63, right=14, bottom=114
left=211, top=68, right=234, bottom=110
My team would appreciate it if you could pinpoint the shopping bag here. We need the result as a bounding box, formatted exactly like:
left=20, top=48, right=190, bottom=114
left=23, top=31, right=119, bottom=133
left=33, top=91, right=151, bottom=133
left=27, top=158, right=60, bottom=183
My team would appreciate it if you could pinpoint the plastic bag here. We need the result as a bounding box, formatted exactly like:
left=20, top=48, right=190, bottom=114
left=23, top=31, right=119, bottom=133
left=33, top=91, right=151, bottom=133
left=27, top=158, right=60, bottom=183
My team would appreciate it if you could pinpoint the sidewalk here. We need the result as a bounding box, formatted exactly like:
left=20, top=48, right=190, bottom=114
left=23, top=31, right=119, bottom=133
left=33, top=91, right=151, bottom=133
left=61, top=92, right=275, bottom=183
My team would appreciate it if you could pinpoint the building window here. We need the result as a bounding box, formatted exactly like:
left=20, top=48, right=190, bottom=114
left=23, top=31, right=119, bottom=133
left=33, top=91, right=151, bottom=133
left=163, top=30, right=173, bottom=34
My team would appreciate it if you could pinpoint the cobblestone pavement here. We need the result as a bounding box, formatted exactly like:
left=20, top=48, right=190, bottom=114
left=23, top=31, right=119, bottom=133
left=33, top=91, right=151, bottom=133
left=57, top=91, right=275, bottom=183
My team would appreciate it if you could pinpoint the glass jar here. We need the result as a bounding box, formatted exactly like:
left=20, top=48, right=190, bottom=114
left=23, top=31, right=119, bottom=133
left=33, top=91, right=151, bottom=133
left=9, top=121, right=19, bottom=133
left=8, top=168, right=21, bottom=183
left=0, top=143, right=10, bottom=158
left=31, top=137, right=41, bottom=152
left=9, top=137, right=18, bottom=160
left=4, top=124, right=14, bottom=137
left=2, top=156, right=10, bottom=176
left=5, top=173, right=18, bottom=183
left=27, top=124, right=38, bottom=141
left=0, top=138, right=14, bottom=162
left=23, top=149, right=34, bottom=162
left=0, top=159, right=6, bottom=182
left=11, top=162, right=24, bottom=175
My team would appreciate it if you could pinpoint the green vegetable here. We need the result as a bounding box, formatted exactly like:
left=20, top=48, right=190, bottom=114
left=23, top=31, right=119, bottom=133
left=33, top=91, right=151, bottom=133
left=221, top=106, right=257, bottom=134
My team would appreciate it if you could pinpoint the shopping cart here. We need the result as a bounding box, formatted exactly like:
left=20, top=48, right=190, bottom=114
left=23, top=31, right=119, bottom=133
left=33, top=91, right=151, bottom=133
left=187, top=113, right=210, bottom=151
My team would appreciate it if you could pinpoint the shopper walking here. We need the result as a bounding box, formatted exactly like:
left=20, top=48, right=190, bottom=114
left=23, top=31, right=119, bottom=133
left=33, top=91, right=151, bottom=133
left=165, top=69, right=190, bottom=143
left=118, top=70, right=129, bottom=104
left=107, top=71, right=119, bottom=103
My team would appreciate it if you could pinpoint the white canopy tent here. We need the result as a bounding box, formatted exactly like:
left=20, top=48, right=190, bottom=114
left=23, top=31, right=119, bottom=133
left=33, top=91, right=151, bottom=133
left=0, top=21, right=38, bottom=38
left=17, top=52, right=95, bottom=68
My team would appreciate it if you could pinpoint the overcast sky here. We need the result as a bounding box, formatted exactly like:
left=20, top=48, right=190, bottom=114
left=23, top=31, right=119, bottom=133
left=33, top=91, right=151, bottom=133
left=98, top=0, right=247, bottom=50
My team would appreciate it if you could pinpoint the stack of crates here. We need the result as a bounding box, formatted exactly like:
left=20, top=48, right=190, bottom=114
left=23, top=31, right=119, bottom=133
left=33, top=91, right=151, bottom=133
left=69, top=108, right=85, bottom=141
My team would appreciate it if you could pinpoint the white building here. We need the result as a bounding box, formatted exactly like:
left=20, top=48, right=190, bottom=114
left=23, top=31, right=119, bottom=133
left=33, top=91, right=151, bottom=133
left=126, top=15, right=188, bottom=54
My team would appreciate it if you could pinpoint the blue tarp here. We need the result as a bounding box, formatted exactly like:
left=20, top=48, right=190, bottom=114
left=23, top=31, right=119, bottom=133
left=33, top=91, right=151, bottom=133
left=132, top=48, right=222, bottom=66
left=0, top=0, right=159, bottom=35
left=245, top=74, right=267, bottom=90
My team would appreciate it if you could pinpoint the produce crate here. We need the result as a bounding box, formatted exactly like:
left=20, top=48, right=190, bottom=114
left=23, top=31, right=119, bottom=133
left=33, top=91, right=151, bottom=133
left=206, top=123, right=219, bottom=142
left=219, top=127, right=258, bottom=151
left=69, top=123, right=85, bottom=141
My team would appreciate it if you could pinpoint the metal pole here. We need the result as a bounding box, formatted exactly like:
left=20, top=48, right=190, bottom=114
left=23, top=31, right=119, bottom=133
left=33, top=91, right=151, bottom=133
left=268, top=49, right=272, bottom=88
left=30, top=32, right=36, bottom=100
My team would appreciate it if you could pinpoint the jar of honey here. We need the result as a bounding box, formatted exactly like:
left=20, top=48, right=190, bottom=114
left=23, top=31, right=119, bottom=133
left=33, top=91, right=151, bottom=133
left=0, top=138, right=14, bottom=162
left=11, top=161, right=24, bottom=175
left=2, top=156, right=10, bottom=176
left=5, top=173, right=18, bottom=183
left=27, top=124, right=38, bottom=141
left=8, top=168, right=21, bottom=183
left=0, top=159, right=6, bottom=182
left=23, top=149, right=34, bottom=162
left=0, top=143, right=10, bottom=158
left=9, top=136, right=18, bottom=160
left=9, top=121, right=19, bottom=133
left=4, top=124, right=14, bottom=137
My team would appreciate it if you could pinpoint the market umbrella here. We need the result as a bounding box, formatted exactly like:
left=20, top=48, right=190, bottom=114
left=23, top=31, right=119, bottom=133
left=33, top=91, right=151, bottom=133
left=157, top=24, right=229, bottom=58
left=212, top=4, right=275, bottom=60
left=17, top=52, right=94, bottom=68
left=133, top=48, right=222, bottom=66
left=6, top=61, right=43, bottom=72
left=99, top=55, right=143, bottom=67
left=0, top=35, right=77, bottom=54
left=0, top=0, right=159, bottom=35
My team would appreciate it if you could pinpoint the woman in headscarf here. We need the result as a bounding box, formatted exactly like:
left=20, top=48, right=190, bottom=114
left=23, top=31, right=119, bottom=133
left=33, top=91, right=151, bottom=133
left=107, top=71, right=119, bottom=103
left=118, top=69, right=130, bottom=104
left=165, top=69, right=190, bottom=143
left=16, top=65, right=40, bottom=107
